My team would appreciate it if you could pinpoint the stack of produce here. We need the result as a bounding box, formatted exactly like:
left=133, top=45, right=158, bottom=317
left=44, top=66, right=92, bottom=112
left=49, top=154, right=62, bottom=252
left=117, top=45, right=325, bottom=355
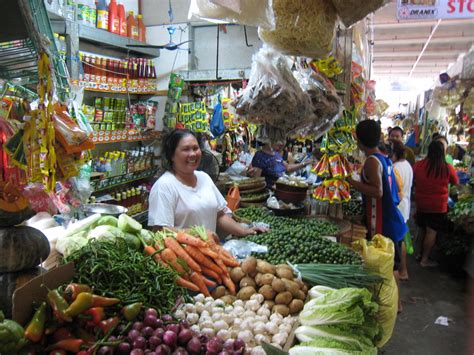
left=174, top=292, right=298, bottom=354
left=228, top=257, right=308, bottom=316
left=290, top=286, right=382, bottom=354
left=237, top=207, right=362, bottom=265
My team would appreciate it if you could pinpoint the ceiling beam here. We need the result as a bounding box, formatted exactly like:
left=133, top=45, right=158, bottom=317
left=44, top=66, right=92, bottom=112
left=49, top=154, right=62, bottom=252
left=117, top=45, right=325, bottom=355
left=374, top=50, right=461, bottom=57
left=375, top=36, right=472, bottom=46
left=373, top=57, right=455, bottom=64
left=373, top=62, right=450, bottom=68
left=373, top=19, right=473, bottom=29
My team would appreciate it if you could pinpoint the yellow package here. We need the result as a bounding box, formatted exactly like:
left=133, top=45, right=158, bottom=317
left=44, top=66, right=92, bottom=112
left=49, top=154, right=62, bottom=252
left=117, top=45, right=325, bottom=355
left=352, top=235, right=398, bottom=348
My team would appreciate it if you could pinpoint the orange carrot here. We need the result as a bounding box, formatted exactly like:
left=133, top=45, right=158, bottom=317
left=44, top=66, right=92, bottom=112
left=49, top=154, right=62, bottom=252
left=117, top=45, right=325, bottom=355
left=164, top=237, right=202, bottom=273
left=200, top=247, right=219, bottom=259
left=185, top=245, right=223, bottom=274
left=176, top=232, right=208, bottom=248
left=221, top=254, right=239, bottom=267
left=176, top=277, right=200, bottom=292
left=214, top=257, right=229, bottom=276
left=143, top=245, right=162, bottom=264
left=161, top=248, right=187, bottom=275
left=201, top=266, right=222, bottom=283
left=189, top=272, right=210, bottom=296
left=202, top=276, right=217, bottom=288
left=222, top=274, right=236, bottom=295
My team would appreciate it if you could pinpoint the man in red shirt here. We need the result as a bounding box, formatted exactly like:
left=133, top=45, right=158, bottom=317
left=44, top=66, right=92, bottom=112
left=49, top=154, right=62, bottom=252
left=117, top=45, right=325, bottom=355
left=413, top=140, right=459, bottom=267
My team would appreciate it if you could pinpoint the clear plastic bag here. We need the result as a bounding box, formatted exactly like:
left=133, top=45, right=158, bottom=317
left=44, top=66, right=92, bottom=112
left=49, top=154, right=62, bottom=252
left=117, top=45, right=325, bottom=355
left=330, top=0, right=388, bottom=28
left=223, top=239, right=268, bottom=261
left=188, top=0, right=275, bottom=29
left=258, top=0, right=337, bottom=58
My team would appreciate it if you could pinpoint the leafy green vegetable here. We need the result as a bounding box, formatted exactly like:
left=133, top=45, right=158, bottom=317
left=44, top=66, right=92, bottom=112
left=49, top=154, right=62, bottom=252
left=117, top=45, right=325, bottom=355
left=55, top=232, right=89, bottom=257
left=88, top=225, right=125, bottom=241
left=118, top=213, right=142, bottom=233
left=289, top=337, right=377, bottom=355
left=123, top=232, right=142, bottom=250
left=95, top=215, right=118, bottom=227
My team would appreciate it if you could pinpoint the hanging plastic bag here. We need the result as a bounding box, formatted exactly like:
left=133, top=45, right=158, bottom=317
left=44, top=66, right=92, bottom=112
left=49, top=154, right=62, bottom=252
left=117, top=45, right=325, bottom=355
left=210, top=96, right=225, bottom=137
left=226, top=184, right=240, bottom=211
left=223, top=239, right=268, bottom=260
left=352, top=235, right=398, bottom=347
left=330, top=0, right=388, bottom=28
left=188, top=0, right=275, bottom=29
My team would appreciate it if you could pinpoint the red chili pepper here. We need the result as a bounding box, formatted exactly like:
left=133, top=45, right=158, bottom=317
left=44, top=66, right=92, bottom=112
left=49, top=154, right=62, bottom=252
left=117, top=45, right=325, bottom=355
left=49, top=350, right=66, bottom=355
left=83, top=307, right=106, bottom=325
left=64, top=284, right=92, bottom=301
left=64, top=292, right=93, bottom=318
left=91, top=295, right=120, bottom=307
left=53, top=327, right=74, bottom=343
left=98, top=316, right=120, bottom=334
left=77, top=350, right=93, bottom=355
left=45, top=338, right=84, bottom=353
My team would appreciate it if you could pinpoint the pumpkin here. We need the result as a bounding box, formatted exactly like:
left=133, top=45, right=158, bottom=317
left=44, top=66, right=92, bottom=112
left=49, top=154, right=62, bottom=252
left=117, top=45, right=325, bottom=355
left=0, top=181, right=33, bottom=227
left=0, top=267, right=44, bottom=318
left=0, top=226, right=51, bottom=273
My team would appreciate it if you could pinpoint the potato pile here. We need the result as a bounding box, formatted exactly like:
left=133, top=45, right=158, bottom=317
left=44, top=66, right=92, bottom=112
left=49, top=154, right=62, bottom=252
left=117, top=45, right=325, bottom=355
left=228, top=257, right=307, bottom=316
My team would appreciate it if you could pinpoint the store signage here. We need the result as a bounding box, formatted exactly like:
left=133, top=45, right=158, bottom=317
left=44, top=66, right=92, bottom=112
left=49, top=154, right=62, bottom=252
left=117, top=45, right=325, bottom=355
left=397, top=0, right=474, bottom=20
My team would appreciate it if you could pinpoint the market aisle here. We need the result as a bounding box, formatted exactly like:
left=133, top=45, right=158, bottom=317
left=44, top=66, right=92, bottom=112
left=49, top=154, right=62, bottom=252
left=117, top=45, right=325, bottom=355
left=382, top=256, right=467, bottom=354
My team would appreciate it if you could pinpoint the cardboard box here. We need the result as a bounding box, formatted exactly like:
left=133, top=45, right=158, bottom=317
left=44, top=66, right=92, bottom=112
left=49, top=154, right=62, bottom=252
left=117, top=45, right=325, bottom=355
left=12, top=263, right=75, bottom=325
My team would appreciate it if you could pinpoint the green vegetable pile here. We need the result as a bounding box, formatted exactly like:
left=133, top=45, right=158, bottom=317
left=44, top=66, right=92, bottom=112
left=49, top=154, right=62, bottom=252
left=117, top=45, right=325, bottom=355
left=448, top=195, right=474, bottom=225
left=343, top=199, right=364, bottom=216
left=238, top=207, right=362, bottom=265
left=64, top=239, right=186, bottom=313
left=0, top=311, right=26, bottom=354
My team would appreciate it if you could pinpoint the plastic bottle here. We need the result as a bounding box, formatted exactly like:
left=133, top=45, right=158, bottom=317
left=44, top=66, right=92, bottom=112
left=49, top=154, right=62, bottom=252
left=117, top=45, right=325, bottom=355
left=108, top=0, right=120, bottom=35
left=137, top=14, right=146, bottom=42
left=127, top=11, right=138, bottom=40
left=53, top=33, right=61, bottom=51
left=58, top=36, right=67, bottom=60
left=96, top=0, right=108, bottom=30
left=118, top=2, right=127, bottom=37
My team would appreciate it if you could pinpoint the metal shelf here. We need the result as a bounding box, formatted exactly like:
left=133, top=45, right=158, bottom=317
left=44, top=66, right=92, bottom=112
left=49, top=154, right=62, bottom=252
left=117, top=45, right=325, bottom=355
left=91, top=169, right=159, bottom=192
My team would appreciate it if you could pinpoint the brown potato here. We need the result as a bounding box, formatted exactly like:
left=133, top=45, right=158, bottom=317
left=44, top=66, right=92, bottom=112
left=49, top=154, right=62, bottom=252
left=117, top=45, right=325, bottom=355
left=256, top=260, right=276, bottom=275
left=288, top=299, right=304, bottom=314
left=240, top=276, right=257, bottom=289
left=237, top=286, right=256, bottom=300
left=264, top=300, right=275, bottom=309
left=258, top=273, right=275, bottom=286
left=248, top=269, right=259, bottom=278
left=211, top=285, right=227, bottom=299
left=259, top=285, right=276, bottom=300
left=276, top=268, right=294, bottom=280
left=254, top=273, right=263, bottom=285
left=230, top=267, right=245, bottom=283
left=295, top=289, right=306, bottom=300
left=275, top=291, right=293, bottom=305
left=271, top=278, right=286, bottom=293
left=302, top=283, right=309, bottom=293
left=241, top=256, right=257, bottom=274
left=282, top=278, right=300, bottom=297
left=220, top=295, right=237, bottom=305
left=276, top=264, right=293, bottom=272
left=272, top=304, right=290, bottom=317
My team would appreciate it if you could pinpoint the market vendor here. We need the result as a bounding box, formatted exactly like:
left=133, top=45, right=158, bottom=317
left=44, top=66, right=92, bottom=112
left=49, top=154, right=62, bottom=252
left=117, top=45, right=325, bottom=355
left=388, top=126, right=416, bottom=166
left=148, top=129, right=260, bottom=237
left=251, top=139, right=313, bottom=188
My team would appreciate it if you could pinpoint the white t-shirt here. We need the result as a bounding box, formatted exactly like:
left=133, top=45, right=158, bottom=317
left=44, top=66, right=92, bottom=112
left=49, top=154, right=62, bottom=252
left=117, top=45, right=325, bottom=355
left=394, top=160, right=413, bottom=222
left=148, top=171, right=229, bottom=232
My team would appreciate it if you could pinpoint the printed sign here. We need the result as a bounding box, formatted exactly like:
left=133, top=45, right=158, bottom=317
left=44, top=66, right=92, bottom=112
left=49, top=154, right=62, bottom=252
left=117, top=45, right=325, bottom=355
left=397, top=0, right=474, bottom=20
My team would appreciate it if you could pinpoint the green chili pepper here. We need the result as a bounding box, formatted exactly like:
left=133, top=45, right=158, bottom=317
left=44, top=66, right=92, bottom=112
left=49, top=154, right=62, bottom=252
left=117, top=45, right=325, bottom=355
left=0, top=310, right=27, bottom=353
left=47, top=289, right=72, bottom=322
left=24, top=302, right=46, bottom=343
left=122, top=302, right=142, bottom=321
left=64, top=284, right=92, bottom=301
left=64, top=292, right=93, bottom=317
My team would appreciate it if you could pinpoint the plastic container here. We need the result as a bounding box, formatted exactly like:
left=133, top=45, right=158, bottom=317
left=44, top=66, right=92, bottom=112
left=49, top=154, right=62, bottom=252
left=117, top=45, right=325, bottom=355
left=96, top=0, right=108, bottom=30
left=137, top=14, right=146, bottom=42
left=118, top=2, right=127, bottom=37
left=108, top=0, right=120, bottom=34
left=127, top=11, right=139, bottom=40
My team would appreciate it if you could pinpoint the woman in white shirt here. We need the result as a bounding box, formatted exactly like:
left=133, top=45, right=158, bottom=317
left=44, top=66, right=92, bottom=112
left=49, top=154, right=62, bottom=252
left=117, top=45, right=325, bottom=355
left=390, top=139, right=414, bottom=281
left=148, top=129, right=259, bottom=237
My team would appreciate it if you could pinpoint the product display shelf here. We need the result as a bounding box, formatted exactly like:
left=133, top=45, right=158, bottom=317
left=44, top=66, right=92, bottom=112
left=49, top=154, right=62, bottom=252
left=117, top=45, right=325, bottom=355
left=83, top=86, right=157, bottom=95
left=91, top=168, right=159, bottom=192
left=92, top=131, right=161, bottom=144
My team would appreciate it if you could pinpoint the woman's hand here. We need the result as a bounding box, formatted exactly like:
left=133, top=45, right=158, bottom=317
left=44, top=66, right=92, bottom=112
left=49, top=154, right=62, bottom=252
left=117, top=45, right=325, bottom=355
left=245, top=225, right=269, bottom=235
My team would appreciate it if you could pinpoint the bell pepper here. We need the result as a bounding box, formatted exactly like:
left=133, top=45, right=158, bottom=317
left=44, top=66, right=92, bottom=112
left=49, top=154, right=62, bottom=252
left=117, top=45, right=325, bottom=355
left=98, top=316, right=120, bottom=335
left=53, top=327, right=74, bottom=343
left=47, top=290, right=72, bottom=322
left=122, top=302, right=142, bottom=321
left=45, top=338, right=84, bottom=353
left=25, top=302, right=47, bottom=343
left=64, top=292, right=93, bottom=317
left=83, top=307, right=105, bottom=325
left=0, top=311, right=27, bottom=354
left=64, top=284, right=92, bottom=302
left=91, top=295, right=120, bottom=307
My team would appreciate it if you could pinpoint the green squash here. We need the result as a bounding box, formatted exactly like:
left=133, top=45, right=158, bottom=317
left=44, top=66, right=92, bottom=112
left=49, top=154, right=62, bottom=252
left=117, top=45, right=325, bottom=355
left=0, top=226, right=50, bottom=273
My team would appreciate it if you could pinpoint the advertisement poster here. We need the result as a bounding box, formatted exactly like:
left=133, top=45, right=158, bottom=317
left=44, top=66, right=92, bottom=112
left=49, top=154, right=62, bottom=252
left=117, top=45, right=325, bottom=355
left=397, top=0, right=474, bottom=20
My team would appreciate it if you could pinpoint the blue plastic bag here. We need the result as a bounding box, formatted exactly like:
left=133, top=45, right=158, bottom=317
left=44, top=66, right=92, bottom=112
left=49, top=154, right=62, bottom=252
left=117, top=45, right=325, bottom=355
left=210, top=96, right=225, bottom=137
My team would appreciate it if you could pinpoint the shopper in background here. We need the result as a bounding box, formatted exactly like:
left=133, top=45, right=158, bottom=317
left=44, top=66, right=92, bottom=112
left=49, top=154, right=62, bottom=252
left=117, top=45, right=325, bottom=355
left=432, top=133, right=454, bottom=165
left=348, top=120, right=407, bottom=312
left=148, top=129, right=260, bottom=237
left=390, top=139, right=414, bottom=281
left=389, top=126, right=416, bottom=166
left=413, top=140, right=459, bottom=267
left=251, top=140, right=312, bottom=188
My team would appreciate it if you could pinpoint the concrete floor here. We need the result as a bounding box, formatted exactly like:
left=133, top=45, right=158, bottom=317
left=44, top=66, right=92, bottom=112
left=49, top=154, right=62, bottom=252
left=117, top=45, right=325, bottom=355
left=381, top=254, right=469, bottom=355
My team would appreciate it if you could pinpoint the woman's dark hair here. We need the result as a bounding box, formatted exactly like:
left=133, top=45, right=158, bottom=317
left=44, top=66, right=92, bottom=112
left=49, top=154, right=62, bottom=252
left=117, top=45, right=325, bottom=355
left=356, top=120, right=381, bottom=148
left=162, top=129, right=199, bottom=170
left=433, top=134, right=448, bottom=146
left=389, top=139, right=406, bottom=161
left=426, top=141, right=448, bottom=179
left=389, top=126, right=404, bottom=137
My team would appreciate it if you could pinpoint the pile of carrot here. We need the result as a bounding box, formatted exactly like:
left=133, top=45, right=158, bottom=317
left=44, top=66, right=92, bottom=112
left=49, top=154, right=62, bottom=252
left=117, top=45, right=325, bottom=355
left=142, top=226, right=239, bottom=297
